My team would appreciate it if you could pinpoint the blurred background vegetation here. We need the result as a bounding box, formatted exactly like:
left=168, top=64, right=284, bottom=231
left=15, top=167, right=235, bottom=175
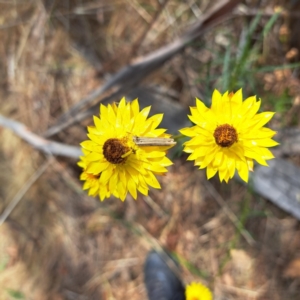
left=0, top=0, right=300, bottom=299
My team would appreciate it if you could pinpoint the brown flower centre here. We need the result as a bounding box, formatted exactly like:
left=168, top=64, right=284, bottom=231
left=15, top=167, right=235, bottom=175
left=103, top=138, right=130, bottom=164
left=213, top=124, right=238, bottom=147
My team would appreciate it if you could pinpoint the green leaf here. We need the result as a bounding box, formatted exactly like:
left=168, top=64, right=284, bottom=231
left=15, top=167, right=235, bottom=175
left=6, top=289, right=25, bottom=299
left=263, top=12, right=280, bottom=37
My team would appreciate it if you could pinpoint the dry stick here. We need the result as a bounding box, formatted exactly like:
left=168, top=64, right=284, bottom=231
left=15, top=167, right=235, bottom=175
left=129, top=0, right=170, bottom=59
left=44, top=0, right=241, bottom=137
left=233, top=7, right=300, bottom=17
left=0, top=158, right=53, bottom=226
left=203, top=180, right=256, bottom=246
left=0, top=114, right=82, bottom=158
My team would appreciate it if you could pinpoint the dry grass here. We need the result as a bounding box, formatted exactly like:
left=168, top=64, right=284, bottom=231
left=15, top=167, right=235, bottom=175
left=0, top=1, right=300, bottom=300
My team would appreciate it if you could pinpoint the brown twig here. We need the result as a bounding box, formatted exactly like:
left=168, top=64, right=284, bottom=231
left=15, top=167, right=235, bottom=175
left=0, top=114, right=82, bottom=158
left=128, top=0, right=170, bottom=59
left=203, top=180, right=256, bottom=246
left=0, top=157, right=53, bottom=226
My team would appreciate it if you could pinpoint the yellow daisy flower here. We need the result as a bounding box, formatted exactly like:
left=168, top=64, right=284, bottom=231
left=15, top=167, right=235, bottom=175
left=185, top=282, right=213, bottom=300
left=180, top=89, right=278, bottom=183
left=78, top=97, right=174, bottom=201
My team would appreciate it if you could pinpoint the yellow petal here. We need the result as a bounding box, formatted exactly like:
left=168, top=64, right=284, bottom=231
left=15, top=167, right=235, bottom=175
left=246, top=158, right=254, bottom=171
left=144, top=171, right=161, bottom=189
left=127, top=174, right=137, bottom=199
left=80, top=140, right=100, bottom=151
left=250, top=112, right=276, bottom=129
left=243, top=138, right=279, bottom=148
left=87, top=133, right=107, bottom=145
left=93, top=115, right=103, bottom=130
left=244, top=147, right=269, bottom=166
left=237, top=160, right=249, bottom=182
left=145, top=163, right=167, bottom=173
left=218, top=167, right=228, bottom=182
left=206, top=166, right=218, bottom=179
left=134, top=106, right=151, bottom=128
left=100, top=165, right=115, bottom=184
left=150, top=128, right=167, bottom=136
left=231, top=88, right=243, bottom=105
left=179, top=127, right=198, bottom=137
left=86, top=152, right=103, bottom=161
left=109, top=172, right=118, bottom=193
left=241, top=127, right=277, bottom=139
left=143, top=151, right=165, bottom=159
left=210, top=89, right=222, bottom=113
left=137, top=184, right=148, bottom=196
left=187, top=147, right=209, bottom=160
left=227, top=157, right=236, bottom=178
left=158, top=156, right=173, bottom=166
left=116, top=180, right=127, bottom=201
left=86, top=161, right=109, bottom=174
left=241, top=96, right=260, bottom=119
left=100, top=104, right=108, bottom=120
left=146, top=114, right=164, bottom=131
left=131, top=98, right=140, bottom=115
left=200, top=145, right=219, bottom=169
left=212, top=150, right=224, bottom=168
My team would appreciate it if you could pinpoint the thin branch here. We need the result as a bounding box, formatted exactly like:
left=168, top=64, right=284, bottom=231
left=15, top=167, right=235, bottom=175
left=128, top=0, right=170, bottom=59
left=203, top=180, right=256, bottom=246
left=0, top=157, right=53, bottom=226
left=233, top=7, right=300, bottom=18
left=0, top=114, right=82, bottom=158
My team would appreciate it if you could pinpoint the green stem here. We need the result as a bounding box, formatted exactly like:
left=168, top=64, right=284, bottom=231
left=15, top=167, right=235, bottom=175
left=172, top=133, right=185, bottom=141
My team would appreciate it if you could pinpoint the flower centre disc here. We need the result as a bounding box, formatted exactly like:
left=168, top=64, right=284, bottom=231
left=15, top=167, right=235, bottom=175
left=103, top=138, right=130, bottom=164
left=213, top=124, right=238, bottom=147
